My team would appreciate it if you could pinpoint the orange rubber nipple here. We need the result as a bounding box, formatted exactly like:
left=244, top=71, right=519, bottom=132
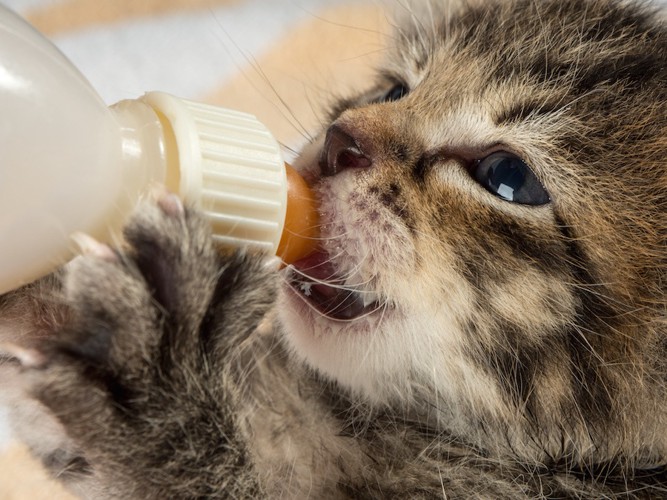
left=277, top=164, right=320, bottom=264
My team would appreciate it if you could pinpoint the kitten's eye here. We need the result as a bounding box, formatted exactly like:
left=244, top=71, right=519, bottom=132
left=472, top=152, right=550, bottom=205
left=381, top=83, right=409, bottom=102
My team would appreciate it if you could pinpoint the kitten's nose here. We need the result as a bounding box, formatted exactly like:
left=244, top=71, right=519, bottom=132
left=321, top=125, right=372, bottom=176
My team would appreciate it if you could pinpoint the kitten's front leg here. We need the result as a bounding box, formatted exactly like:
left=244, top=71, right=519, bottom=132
left=10, top=195, right=276, bottom=498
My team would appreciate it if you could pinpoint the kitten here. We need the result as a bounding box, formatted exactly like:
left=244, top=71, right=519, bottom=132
left=1, top=0, right=666, bottom=497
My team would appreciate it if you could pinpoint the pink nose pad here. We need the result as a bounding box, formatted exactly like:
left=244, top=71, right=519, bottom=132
left=321, top=125, right=372, bottom=176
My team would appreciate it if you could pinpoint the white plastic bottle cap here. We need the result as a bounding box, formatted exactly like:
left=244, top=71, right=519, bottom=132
left=141, top=91, right=288, bottom=254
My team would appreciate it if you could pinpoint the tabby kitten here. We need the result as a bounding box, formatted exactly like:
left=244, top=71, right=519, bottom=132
left=1, top=0, right=666, bottom=497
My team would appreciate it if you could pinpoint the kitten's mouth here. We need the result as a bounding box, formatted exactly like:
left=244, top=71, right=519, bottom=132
left=287, top=251, right=382, bottom=321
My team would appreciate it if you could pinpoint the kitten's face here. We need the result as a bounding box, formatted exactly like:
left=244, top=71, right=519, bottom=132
left=279, top=0, right=666, bottom=458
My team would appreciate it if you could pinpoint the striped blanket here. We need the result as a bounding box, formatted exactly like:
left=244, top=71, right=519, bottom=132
left=0, top=0, right=386, bottom=497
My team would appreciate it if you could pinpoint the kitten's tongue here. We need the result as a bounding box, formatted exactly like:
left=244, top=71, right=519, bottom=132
left=289, top=251, right=368, bottom=320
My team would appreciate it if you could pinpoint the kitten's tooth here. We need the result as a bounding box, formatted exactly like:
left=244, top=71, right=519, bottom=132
left=71, top=232, right=117, bottom=261
left=300, top=282, right=313, bottom=297
left=361, top=291, right=378, bottom=307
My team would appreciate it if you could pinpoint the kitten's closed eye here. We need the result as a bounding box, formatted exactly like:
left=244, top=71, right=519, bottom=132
left=471, top=152, right=550, bottom=205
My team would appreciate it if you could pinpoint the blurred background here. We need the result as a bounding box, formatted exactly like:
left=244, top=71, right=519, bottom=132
left=0, top=0, right=387, bottom=497
left=3, top=0, right=388, bottom=152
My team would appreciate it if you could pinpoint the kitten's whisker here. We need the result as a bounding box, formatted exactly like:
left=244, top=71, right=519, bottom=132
left=279, top=142, right=300, bottom=157
left=244, top=53, right=315, bottom=142
left=337, top=47, right=391, bottom=63
left=208, top=14, right=313, bottom=143
left=298, top=8, right=393, bottom=40
left=286, top=265, right=373, bottom=294
left=312, top=243, right=371, bottom=281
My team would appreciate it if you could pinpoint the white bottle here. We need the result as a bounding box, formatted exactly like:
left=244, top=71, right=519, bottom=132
left=0, top=5, right=317, bottom=295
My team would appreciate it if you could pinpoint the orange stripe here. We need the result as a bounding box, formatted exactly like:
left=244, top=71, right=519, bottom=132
left=26, top=0, right=242, bottom=36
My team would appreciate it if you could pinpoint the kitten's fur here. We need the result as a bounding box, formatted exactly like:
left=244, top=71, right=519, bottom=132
left=1, top=0, right=666, bottom=497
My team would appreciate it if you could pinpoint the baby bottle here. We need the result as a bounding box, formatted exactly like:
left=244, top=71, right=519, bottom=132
left=0, top=4, right=319, bottom=294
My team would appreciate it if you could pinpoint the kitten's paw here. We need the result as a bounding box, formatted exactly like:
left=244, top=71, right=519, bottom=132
left=14, top=194, right=277, bottom=445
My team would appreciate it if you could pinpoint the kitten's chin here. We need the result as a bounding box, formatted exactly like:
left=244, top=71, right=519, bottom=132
left=278, top=283, right=462, bottom=409
left=276, top=281, right=400, bottom=401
